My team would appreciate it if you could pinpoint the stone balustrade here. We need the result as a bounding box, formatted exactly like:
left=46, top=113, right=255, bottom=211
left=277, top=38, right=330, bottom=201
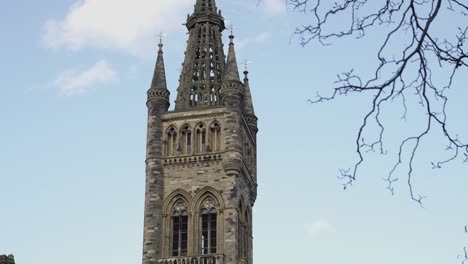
left=158, top=254, right=224, bottom=264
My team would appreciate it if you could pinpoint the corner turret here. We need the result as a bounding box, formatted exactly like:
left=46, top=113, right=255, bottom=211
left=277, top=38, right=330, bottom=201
left=142, top=39, right=169, bottom=264
left=242, top=70, right=258, bottom=134
left=220, top=34, right=243, bottom=111
left=147, top=40, right=170, bottom=112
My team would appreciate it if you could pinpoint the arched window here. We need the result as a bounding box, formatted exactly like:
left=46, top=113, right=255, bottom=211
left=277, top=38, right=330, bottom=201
left=210, top=122, right=221, bottom=152
left=166, top=126, right=177, bottom=156
left=201, top=199, right=217, bottom=255
left=195, top=123, right=207, bottom=153
left=172, top=202, right=188, bottom=257
left=181, top=125, right=192, bottom=155
left=190, top=87, right=197, bottom=106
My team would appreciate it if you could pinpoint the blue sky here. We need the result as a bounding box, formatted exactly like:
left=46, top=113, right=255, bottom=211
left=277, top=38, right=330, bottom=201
left=1, top=0, right=467, bottom=263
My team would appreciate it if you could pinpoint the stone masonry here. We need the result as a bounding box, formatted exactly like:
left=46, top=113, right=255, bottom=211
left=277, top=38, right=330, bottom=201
left=142, top=0, right=258, bottom=264
left=0, top=255, right=15, bottom=264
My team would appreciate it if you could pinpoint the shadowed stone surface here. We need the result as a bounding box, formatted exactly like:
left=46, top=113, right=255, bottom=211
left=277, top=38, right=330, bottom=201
left=0, top=255, right=15, bottom=264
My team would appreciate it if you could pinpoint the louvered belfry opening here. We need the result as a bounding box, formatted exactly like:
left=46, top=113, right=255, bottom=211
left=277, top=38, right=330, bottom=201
left=175, top=0, right=226, bottom=110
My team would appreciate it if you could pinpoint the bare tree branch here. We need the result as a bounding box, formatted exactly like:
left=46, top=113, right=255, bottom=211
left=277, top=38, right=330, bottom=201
left=295, top=0, right=467, bottom=201
left=289, top=0, right=467, bottom=260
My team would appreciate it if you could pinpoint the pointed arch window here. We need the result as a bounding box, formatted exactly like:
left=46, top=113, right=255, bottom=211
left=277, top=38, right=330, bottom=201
left=181, top=125, right=192, bottom=155
left=210, top=122, right=221, bottom=152
left=172, top=203, right=188, bottom=257
left=201, top=199, right=217, bottom=255
left=190, top=87, right=198, bottom=106
left=195, top=123, right=207, bottom=153
left=166, top=126, right=177, bottom=156
left=210, top=86, right=217, bottom=105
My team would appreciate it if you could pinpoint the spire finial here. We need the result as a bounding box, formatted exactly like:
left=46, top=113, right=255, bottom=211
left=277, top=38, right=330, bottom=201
left=228, top=24, right=237, bottom=43
left=157, top=32, right=167, bottom=51
left=244, top=60, right=252, bottom=73
left=228, top=24, right=237, bottom=36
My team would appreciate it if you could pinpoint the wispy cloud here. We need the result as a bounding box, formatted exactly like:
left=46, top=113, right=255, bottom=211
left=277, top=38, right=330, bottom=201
left=263, top=0, right=286, bottom=15
left=42, top=0, right=193, bottom=55
left=55, top=59, right=117, bottom=96
left=305, top=219, right=336, bottom=236
left=236, top=32, right=271, bottom=50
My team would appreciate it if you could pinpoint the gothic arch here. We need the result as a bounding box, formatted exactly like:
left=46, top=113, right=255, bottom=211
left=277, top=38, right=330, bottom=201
left=162, top=189, right=192, bottom=258
left=164, top=189, right=192, bottom=215
left=165, top=124, right=178, bottom=133
left=209, top=120, right=221, bottom=128
left=194, top=122, right=207, bottom=153
left=165, top=125, right=178, bottom=156
left=192, top=187, right=225, bottom=255
left=179, top=124, right=193, bottom=155
left=209, top=120, right=222, bottom=152
left=193, top=186, right=225, bottom=210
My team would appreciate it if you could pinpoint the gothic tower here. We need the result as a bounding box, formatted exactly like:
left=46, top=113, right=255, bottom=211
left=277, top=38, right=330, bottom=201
left=142, top=0, right=258, bottom=264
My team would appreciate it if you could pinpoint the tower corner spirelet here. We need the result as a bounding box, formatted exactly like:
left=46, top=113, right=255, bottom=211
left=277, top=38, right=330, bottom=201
left=220, top=33, right=243, bottom=107
left=147, top=40, right=170, bottom=112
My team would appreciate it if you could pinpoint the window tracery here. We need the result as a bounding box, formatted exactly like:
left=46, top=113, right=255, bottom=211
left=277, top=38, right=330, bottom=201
left=172, top=201, right=188, bottom=257
left=181, top=125, right=192, bottom=155
left=200, top=197, right=217, bottom=255
left=195, top=123, right=207, bottom=153
left=166, top=126, right=178, bottom=156
left=210, top=121, right=221, bottom=152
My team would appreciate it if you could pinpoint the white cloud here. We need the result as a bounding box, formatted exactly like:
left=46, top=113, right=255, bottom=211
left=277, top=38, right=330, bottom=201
left=263, top=0, right=286, bottom=15
left=305, top=219, right=336, bottom=236
left=236, top=31, right=271, bottom=50
left=55, top=59, right=118, bottom=96
left=42, top=0, right=193, bottom=55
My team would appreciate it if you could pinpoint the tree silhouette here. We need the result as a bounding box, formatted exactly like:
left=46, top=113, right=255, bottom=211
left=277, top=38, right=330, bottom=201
left=290, top=0, right=467, bottom=201
left=286, top=0, right=467, bottom=261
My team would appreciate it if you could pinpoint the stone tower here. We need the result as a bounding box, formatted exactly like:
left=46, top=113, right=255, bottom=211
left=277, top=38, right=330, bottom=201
left=142, top=0, right=258, bottom=264
left=0, top=255, right=15, bottom=264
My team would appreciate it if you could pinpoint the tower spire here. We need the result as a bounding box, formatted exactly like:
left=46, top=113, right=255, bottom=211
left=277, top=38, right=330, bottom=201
left=220, top=33, right=243, bottom=112
left=243, top=65, right=255, bottom=116
left=147, top=37, right=170, bottom=109
left=224, top=34, right=241, bottom=82
left=243, top=66, right=258, bottom=134
left=175, top=0, right=225, bottom=110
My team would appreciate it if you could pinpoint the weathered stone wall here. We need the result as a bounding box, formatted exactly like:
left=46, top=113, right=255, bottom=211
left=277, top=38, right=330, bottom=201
left=158, top=106, right=253, bottom=264
left=0, top=255, right=15, bottom=264
left=143, top=101, right=168, bottom=264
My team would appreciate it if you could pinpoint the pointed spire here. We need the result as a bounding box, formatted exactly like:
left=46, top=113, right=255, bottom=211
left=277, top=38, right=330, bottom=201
left=175, top=0, right=225, bottom=110
left=220, top=33, right=243, bottom=111
left=224, top=34, right=241, bottom=82
left=147, top=37, right=170, bottom=109
left=243, top=69, right=255, bottom=115
left=242, top=60, right=258, bottom=134
left=150, top=38, right=167, bottom=90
